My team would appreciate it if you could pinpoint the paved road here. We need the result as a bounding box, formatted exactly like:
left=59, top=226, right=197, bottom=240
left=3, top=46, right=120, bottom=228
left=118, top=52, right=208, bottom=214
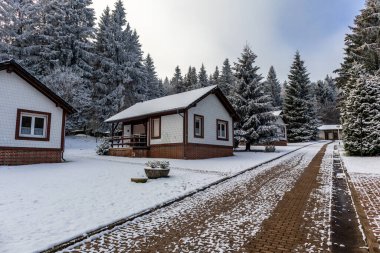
left=63, top=143, right=329, bottom=252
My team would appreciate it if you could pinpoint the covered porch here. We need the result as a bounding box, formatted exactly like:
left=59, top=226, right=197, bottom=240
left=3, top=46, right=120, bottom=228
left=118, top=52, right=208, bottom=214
left=109, top=118, right=150, bottom=157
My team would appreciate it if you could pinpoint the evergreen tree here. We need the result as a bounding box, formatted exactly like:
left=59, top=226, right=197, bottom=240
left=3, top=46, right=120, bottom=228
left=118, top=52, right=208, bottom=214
left=219, top=58, right=235, bottom=96
left=0, top=0, right=38, bottom=62
left=163, top=76, right=171, bottom=93
left=343, top=64, right=380, bottom=156
left=198, top=64, right=209, bottom=88
left=170, top=66, right=184, bottom=93
left=183, top=66, right=194, bottom=91
left=283, top=51, right=318, bottom=142
left=144, top=54, right=160, bottom=99
left=231, top=45, right=278, bottom=150
left=211, top=66, right=220, bottom=86
left=264, top=66, right=282, bottom=108
left=336, top=0, right=380, bottom=156
left=190, top=67, right=198, bottom=89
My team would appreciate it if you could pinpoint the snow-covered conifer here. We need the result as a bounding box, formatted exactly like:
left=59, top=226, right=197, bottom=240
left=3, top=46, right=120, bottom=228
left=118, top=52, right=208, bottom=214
left=231, top=45, right=278, bottom=150
left=264, top=66, right=282, bottom=108
left=283, top=51, right=318, bottom=142
left=198, top=64, right=209, bottom=88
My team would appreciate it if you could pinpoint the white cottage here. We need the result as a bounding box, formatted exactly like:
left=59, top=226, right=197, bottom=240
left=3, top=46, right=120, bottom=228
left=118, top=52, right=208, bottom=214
left=0, top=60, right=76, bottom=165
left=105, top=85, right=240, bottom=159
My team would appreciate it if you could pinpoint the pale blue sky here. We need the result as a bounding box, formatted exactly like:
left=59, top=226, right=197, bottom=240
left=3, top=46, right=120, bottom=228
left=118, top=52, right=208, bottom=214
left=92, top=0, right=365, bottom=82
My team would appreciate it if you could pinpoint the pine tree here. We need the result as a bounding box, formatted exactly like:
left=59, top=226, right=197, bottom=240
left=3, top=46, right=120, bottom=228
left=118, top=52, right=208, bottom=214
left=231, top=45, right=278, bottom=150
left=144, top=54, right=160, bottom=100
left=198, top=64, right=209, bottom=88
left=170, top=66, right=184, bottom=93
left=336, top=0, right=380, bottom=156
left=283, top=51, right=318, bottom=142
left=0, top=0, right=38, bottom=62
left=183, top=66, right=194, bottom=91
left=210, top=66, right=220, bottom=86
left=219, top=58, right=235, bottom=96
left=264, top=66, right=282, bottom=108
left=343, top=64, right=380, bottom=156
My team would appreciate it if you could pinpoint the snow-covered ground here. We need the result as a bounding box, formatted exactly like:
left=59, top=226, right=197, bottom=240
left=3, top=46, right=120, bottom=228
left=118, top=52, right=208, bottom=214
left=0, top=136, right=317, bottom=253
left=66, top=135, right=316, bottom=175
left=338, top=143, right=380, bottom=175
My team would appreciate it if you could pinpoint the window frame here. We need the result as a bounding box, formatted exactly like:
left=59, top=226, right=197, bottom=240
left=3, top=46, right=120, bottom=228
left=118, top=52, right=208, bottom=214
left=15, top=109, right=51, bottom=141
left=151, top=116, right=161, bottom=139
left=216, top=119, right=229, bottom=141
left=194, top=114, right=204, bottom=138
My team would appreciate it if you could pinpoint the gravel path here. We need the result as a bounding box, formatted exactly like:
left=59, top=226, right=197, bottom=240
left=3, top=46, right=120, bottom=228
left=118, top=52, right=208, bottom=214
left=63, top=143, right=326, bottom=253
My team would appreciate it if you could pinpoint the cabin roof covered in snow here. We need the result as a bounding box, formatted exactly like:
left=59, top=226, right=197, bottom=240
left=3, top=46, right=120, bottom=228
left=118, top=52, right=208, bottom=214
left=105, top=85, right=239, bottom=123
left=318, top=125, right=342, bottom=130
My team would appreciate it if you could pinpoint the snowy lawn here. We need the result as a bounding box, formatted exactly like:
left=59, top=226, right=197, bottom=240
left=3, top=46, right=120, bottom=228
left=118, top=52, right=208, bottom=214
left=0, top=136, right=318, bottom=253
left=66, top=135, right=316, bottom=175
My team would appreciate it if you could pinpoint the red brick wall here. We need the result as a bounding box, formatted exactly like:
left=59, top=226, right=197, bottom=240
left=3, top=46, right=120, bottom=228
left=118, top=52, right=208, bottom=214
left=0, top=148, right=62, bottom=165
left=185, top=143, right=233, bottom=159
left=109, top=143, right=233, bottom=159
left=109, top=148, right=149, bottom=158
left=150, top=144, right=184, bottom=159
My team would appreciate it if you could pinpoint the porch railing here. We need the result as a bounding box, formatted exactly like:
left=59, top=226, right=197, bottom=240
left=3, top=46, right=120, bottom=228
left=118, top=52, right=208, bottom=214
left=110, top=134, right=148, bottom=148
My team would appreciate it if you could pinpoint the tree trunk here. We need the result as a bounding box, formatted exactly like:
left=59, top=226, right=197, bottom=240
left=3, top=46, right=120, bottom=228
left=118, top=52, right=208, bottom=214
left=245, top=142, right=251, bottom=151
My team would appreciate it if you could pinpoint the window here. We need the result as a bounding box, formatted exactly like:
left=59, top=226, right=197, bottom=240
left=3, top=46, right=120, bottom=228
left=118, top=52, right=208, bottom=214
left=194, top=114, right=204, bottom=138
left=151, top=117, right=161, bottom=139
left=15, top=109, right=51, bottom=141
left=217, top=119, right=229, bottom=140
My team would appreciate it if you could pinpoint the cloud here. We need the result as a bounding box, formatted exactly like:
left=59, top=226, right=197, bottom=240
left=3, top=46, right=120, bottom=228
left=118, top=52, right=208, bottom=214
left=92, top=0, right=364, bottom=82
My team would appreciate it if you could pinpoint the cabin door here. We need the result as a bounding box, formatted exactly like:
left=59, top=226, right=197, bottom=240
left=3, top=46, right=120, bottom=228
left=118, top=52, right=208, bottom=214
left=123, top=125, right=132, bottom=137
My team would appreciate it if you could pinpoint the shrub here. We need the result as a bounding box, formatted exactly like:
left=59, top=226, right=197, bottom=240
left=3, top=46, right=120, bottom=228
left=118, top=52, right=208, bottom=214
left=96, top=138, right=110, bottom=155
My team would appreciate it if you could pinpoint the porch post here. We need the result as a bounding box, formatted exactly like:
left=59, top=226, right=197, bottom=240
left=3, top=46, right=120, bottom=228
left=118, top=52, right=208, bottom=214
left=111, top=123, right=114, bottom=148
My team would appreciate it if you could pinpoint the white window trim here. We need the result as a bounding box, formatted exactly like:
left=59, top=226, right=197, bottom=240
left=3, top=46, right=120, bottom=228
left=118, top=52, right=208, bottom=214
left=19, top=113, right=48, bottom=138
left=217, top=120, right=228, bottom=140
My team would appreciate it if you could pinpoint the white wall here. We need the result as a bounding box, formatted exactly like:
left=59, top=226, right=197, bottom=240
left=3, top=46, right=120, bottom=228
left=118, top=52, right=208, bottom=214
left=0, top=71, right=63, bottom=149
left=150, top=113, right=183, bottom=145
left=188, top=94, right=233, bottom=146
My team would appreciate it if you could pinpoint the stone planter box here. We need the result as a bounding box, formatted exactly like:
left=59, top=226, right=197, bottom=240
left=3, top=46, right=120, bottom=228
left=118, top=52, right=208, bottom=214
left=144, top=168, right=170, bottom=179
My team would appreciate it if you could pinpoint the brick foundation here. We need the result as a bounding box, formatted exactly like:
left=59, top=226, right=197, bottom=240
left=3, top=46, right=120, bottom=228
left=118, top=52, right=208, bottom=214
left=109, top=143, right=233, bottom=159
left=109, top=148, right=149, bottom=158
left=150, top=144, right=185, bottom=159
left=0, top=148, right=62, bottom=165
left=185, top=143, right=233, bottom=159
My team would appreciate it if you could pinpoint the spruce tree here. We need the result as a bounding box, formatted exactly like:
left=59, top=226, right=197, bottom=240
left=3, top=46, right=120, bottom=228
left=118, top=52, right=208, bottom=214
left=219, top=58, right=235, bottom=96
left=343, top=64, right=380, bottom=156
left=211, top=66, right=220, bottom=86
left=183, top=66, right=194, bottom=91
left=264, top=66, right=282, bottom=108
left=283, top=51, right=318, bottom=142
left=144, top=54, right=160, bottom=100
left=231, top=45, right=278, bottom=150
left=337, top=0, right=380, bottom=155
left=0, top=0, right=37, bottom=62
left=170, top=66, right=184, bottom=93
left=198, top=64, right=209, bottom=88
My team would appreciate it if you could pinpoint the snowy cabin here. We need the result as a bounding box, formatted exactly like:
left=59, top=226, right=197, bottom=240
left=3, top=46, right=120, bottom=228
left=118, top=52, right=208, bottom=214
left=0, top=60, right=76, bottom=165
left=272, top=110, right=287, bottom=146
left=105, top=85, right=240, bottom=159
left=318, top=125, right=342, bottom=140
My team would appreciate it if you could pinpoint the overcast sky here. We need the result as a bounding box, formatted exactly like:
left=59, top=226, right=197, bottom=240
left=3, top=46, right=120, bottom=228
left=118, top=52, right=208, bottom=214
left=92, top=0, right=364, bottom=82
